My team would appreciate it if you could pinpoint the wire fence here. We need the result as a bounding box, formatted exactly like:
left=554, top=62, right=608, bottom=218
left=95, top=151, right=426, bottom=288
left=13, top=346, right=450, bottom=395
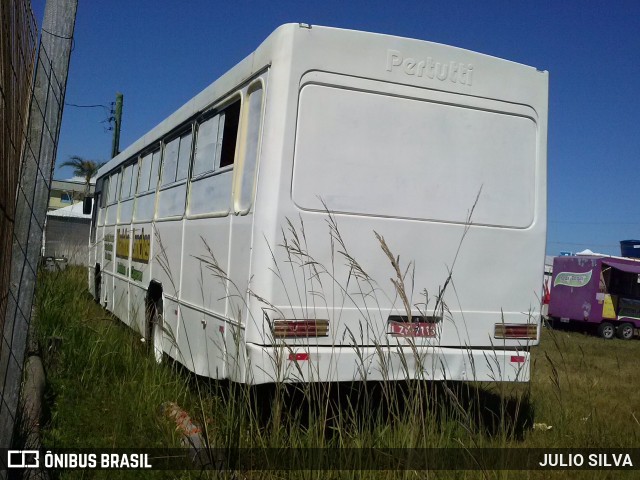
left=0, top=0, right=77, bottom=468
left=0, top=1, right=40, bottom=460
left=0, top=0, right=38, bottom=357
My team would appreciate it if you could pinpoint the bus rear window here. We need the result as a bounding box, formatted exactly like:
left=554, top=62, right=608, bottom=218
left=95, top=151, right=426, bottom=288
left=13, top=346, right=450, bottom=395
left=292, top=85, right=537, bottom=229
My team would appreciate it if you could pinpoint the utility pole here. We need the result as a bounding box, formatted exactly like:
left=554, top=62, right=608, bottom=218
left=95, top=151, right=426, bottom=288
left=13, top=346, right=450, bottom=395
left=0, top=0, right=77, bottom=462
left=111, top=92, right=123, bottom=158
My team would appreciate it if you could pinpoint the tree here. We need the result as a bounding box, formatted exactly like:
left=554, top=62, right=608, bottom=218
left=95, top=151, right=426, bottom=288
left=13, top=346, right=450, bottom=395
left=58, top=155, right=104, bottom=195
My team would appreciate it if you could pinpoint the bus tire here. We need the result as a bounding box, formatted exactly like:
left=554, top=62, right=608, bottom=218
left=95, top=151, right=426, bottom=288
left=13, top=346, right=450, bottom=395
left=616, top=322, right=634, bottom=340
left=148, top=300, right=164, bottom=364
left=597, top=322, right=615, bottom=340
left=146, top=281, right=164, bottom=364
left=94, top=264, right=101, bottom=303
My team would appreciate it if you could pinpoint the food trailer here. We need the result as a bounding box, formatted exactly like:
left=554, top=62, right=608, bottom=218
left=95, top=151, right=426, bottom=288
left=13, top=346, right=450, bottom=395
left=548, top=256, right=640, bottom=339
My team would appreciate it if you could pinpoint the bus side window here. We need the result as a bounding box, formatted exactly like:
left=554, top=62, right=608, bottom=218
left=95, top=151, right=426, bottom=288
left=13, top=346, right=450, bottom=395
left=157, top=129, right=192, bottom=219
left=189, top=98, right=241, bottom=217
left=192, top=98, right=241, bottom=178
left=149, top=150, right=161, bottom=192
left=104, top=170, right=121, bottom=225
left=107, top=170, right=120, bottom=204
left=90, top=193, right=99, bottom=242
left=176, top=130, right=192, bottom=181
left=118, top=160, right=138, bottom=224
left=161, top=129, right=192, bottom=187
left=236, top=84, right=263, bottom=213
left=120, top=163, right=134, bottom=200
left=91, top=177, right=104, bottom=241
left=219, top=100, right=240, bottom=168
left=100, top=177, right=109, bottom=209
left=134, top=148, right=161, bottom=223
left=138, top=152, right=152, bottom=193
left=161, top=137, right=180, bottom=186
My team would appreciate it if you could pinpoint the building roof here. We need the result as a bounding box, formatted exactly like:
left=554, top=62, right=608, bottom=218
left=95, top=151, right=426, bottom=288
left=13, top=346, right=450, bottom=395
left=65, top=175, right=97, bottom=184
left=51, top=179, right=94, bottom=193
left=46, top=201, right=91, bottom=219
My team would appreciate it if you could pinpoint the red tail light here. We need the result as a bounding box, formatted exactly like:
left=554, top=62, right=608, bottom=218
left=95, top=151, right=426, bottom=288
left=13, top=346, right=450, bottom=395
left=494, top=323, right=538, bottom=340
left=272, top=319, right=329, bottom=338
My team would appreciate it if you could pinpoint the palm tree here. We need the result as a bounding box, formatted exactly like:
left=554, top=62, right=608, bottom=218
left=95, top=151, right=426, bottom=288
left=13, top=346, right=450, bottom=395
left=58, top=155, right=104, bottom=195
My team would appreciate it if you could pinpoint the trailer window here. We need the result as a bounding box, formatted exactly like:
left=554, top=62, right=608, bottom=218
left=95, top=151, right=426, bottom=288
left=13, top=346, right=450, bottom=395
left=608, top=268, right=640, bottom=299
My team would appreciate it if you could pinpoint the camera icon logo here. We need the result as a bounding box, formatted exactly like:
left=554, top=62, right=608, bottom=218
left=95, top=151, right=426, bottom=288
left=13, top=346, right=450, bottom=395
left=7, top=450, right=40, bottom=468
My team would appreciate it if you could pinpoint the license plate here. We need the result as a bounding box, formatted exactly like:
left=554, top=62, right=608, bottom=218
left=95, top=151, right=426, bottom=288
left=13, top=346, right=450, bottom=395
left=388, top=321, right=437, bottom=337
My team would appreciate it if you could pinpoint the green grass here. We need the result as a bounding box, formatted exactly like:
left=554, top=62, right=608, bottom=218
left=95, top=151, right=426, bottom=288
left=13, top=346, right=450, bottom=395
left=528, top=324, right=640, bottom=448
left=33, top=266, right=640, bottom=479
left=35, top=267, right=198, bottom=478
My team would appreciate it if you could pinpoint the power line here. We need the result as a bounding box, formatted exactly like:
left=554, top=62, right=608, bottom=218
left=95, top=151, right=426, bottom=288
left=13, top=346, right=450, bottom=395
left=64, top=101, right=115, bottom=132
left=65, top=102, right=110, bottom=109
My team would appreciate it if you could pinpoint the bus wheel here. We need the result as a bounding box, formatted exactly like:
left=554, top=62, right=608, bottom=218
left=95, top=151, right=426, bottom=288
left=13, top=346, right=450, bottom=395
left=94, top=266, right=101, bottom=303
left=616, top=323, right=634, bottom=340
left=148, top=300, right=164, bottom=364
left=597, top=322, right=615, bottom=340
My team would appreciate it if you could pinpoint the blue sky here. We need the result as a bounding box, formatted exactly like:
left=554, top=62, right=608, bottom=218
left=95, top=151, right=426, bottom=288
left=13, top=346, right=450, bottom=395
left=32, top=0, right=640, bottom=256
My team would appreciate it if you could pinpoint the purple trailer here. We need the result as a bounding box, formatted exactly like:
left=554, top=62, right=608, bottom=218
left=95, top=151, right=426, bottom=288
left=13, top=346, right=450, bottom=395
left=548, top=255, right=640, bottom=339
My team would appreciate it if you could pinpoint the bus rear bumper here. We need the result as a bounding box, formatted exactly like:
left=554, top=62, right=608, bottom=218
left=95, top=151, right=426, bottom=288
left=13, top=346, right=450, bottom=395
left=244, top=343, right=530, bottom=384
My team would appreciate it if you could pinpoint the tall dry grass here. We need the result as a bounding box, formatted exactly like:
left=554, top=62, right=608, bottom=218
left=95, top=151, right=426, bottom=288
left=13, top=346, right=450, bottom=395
left=32, top=210, right=640, bottom=479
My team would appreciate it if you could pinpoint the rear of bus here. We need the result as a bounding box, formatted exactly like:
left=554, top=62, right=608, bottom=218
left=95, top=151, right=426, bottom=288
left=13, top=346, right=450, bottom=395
left=243, top=25, right=547, bottom=384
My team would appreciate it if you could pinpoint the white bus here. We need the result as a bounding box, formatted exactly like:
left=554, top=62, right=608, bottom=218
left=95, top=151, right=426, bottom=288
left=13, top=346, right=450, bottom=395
left=89, top=24, right=548, bottom=384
